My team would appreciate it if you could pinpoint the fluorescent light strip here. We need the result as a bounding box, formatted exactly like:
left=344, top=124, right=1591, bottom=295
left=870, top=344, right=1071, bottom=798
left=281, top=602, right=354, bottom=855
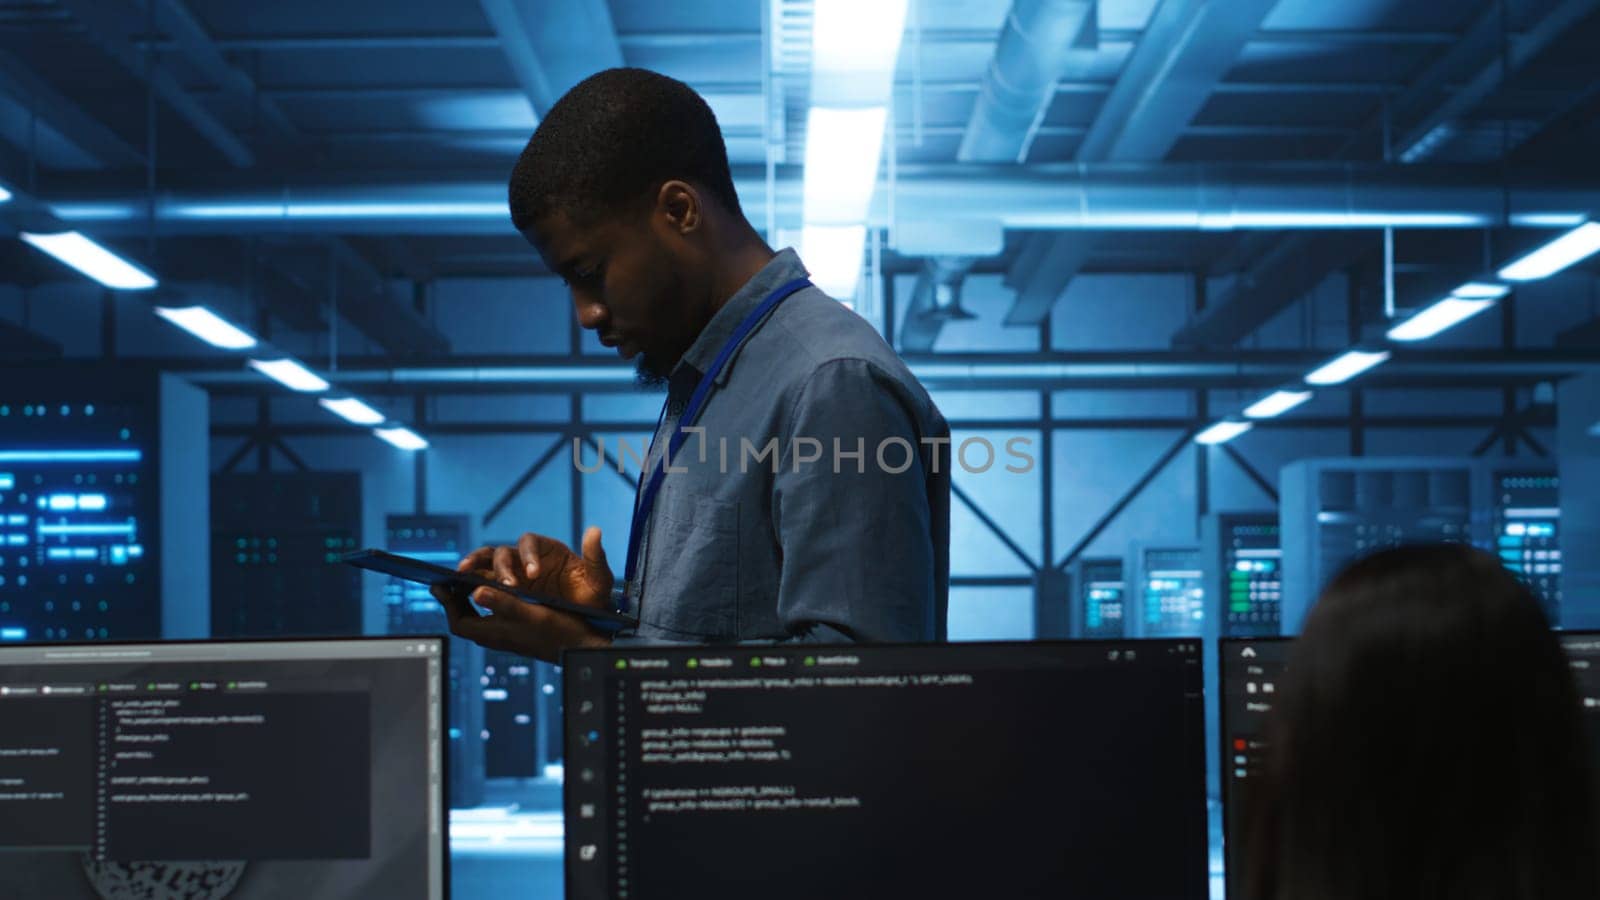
left=248, top=358, right=330, bottom=393
left=1498, top=222, right=1600, bottom=282
left=1244, top=390, right=1313, bottom=420
left=1450, top=281, right=1510, bottom=300
left=319, top=397, right=387, bottom=426
left=1305, top=350, right=1391, bottom=386
left=802, top=107, right=889, bottom=225
left=19, top=231, right=157, bottom=290
left=813, top=0, right=908, bottom=73
left=0, top=183, right=11, bottom=203
left=800, top=224, right=868, bottom=299
left=1386, top=296, right=1496, bottom=342
left=374, top=426, right=429, bottom=451
left=154, top=306, right=258, bottom=350
left=1196, top=421, right=1253, bottom=445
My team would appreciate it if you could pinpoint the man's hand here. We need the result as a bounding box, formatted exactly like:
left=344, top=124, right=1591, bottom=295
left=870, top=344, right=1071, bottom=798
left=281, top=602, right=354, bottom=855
left=430, top=526, right=616, bottom=663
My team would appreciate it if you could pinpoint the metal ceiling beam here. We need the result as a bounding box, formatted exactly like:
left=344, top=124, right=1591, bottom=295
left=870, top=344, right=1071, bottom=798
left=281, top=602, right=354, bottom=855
left=476, top=0, right=624, bottom=116
left=318, top=238, right=454, bottom=357
left=139, top=0, right=302, bottom=144
left=51, top=0, right=255, bottom=167
left=1395, top=0, right=1600, bottom=163
left=1006, top=0, right=1280, bottom=326
left=1180, top=0, right=1597, bottom=350
left=0, top=317, right=63, bottom=360
left=0, top=51, right=144, bottom=169
left=1172, top=233, right=1370, bottom=347
left=1556, top=316, right=1600, bottom=349
left=106, top=0, right=452, bottom=357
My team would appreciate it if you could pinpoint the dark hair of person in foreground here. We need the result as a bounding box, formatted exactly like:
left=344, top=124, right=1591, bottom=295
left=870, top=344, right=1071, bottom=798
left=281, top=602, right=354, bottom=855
left=1243, top=542, right=1599, bottom=900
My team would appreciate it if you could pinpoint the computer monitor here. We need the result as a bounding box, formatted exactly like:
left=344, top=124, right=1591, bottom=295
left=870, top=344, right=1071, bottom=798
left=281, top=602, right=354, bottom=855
left=564, top=641, right=1209, bottom=900
left=0, top=636, right=448, bottom=899
left=1220, top=632, right=1600, bottom=898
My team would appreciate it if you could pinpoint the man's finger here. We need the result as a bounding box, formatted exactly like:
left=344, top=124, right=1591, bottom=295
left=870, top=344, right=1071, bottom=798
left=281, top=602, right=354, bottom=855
left=581, top=526, right=607, bottom=566
left=431, top=583, right=479, bottom=625
left=492, top=546, right=520, bottom=586
left=459, top=546, right=495, bottom=572
left=518, top=533, right=543, bottom=579
left=472, top=584, right=520, bottom=612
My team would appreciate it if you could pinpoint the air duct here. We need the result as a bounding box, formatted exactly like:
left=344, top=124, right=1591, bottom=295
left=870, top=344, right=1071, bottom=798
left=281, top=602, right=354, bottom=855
left=42, top=165, right=1600, bottom=236
left=959, top=0, right=1096, bottom=164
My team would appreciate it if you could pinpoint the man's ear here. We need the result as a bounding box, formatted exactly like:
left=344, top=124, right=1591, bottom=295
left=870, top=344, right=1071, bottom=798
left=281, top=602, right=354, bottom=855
left=656, top=180, right=702, bottom=235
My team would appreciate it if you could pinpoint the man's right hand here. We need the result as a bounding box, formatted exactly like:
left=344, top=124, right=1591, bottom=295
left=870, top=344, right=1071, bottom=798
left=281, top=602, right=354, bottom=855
left=429, top=526, right=617, bottom=662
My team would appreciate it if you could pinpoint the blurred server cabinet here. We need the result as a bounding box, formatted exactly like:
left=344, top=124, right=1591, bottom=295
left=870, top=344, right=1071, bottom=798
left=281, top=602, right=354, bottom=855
left=483, top=650, right=542, bottom=778
left=1559, top=372, right=1600, bottom=629
left=539, top=662, right=563, bottom=775
left=1205, top=513, right=1283, bottom=639
left=1128, top=542, right=1205, bottom=638
left=0, top=370, right=206, bottom=642
left=1032, top=568, right=1072, bottom=639
left=1485, top=469, right=1561, bottom=623
left=1280, top=458, right=1478, bottom=633
left=1070, top=557, right=1126, bottom=639
left=211, top=472, right=362, bottom=638
left=385, top=514, right=484, bottom=809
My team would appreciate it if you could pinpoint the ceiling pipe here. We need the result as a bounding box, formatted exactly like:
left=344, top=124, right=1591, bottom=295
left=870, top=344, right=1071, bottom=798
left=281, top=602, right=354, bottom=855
left=173, top=351, right=1600, bottom=393
left=39, top=164, right=1600, bottom=236
left=959, top=0, right=1096, bottom=164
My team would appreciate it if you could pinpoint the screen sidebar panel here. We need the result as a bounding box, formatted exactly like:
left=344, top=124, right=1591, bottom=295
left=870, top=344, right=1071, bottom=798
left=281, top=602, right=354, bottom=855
left=1219, top=637, right=1291, bottom=900
left=564, top=642, right=1209, bottom=900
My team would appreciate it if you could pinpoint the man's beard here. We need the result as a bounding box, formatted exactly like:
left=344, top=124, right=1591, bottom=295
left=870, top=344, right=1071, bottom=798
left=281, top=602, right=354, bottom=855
left=634, top=353, right=670, bottom=389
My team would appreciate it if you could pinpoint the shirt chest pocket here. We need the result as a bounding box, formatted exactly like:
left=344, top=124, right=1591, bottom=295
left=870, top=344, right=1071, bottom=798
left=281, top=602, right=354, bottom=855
left=640, top=486, right=739, bottom=640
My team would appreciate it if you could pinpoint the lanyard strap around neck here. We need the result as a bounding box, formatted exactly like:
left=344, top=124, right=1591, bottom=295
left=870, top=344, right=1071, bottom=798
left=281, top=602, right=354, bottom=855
left=619, top=276, right=812, bottom=610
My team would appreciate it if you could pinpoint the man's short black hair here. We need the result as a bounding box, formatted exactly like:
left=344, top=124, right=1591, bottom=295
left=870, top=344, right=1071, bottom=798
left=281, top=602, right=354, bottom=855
left=509, top=68, right=743, bottom=232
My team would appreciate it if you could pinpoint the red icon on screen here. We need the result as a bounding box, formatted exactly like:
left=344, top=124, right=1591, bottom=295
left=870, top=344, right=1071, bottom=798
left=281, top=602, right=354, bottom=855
left=1234, top=738, right=1247, bottom=752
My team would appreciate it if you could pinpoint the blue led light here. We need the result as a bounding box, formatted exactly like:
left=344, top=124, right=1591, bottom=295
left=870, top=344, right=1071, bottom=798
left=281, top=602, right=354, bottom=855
left=0, top=474, right=12, bottom=489
left=37, top=523, right=136, bottom=537
left=0, top=627, right=26, bottom=641
left=77, top=494, right=108, bottom=511
left=0, top=450, right=142, bottom=464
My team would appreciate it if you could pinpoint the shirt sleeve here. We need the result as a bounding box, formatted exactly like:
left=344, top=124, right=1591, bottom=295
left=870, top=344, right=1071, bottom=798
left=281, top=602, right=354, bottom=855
left=763, top=357, right=945, bottom=643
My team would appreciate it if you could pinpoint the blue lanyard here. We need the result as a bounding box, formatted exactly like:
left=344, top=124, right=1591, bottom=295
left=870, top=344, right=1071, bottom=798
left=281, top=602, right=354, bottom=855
left=621, top=276, right=812, bottom=609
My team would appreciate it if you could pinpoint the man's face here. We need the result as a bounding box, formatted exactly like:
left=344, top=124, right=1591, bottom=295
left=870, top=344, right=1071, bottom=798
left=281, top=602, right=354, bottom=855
left=524, top=208, right=694, bottom=385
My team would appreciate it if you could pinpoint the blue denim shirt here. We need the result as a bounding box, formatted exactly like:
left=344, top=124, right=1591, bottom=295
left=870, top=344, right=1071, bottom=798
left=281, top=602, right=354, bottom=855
left=616, top=249, right=949, bottom=645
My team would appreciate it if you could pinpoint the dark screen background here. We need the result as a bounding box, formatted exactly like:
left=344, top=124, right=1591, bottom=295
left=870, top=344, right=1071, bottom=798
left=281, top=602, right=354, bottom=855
left=0, top=650, right=438, bottom=900
left=568, top=642, right=1209, bottom=900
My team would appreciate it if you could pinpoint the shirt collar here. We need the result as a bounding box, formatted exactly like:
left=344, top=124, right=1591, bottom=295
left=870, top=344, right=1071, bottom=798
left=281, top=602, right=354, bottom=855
left=675, top=247, right=808, bottom=384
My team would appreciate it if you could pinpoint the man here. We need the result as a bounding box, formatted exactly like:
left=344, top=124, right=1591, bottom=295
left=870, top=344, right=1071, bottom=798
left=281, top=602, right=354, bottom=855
left=433, top=68, right=948, bottom=659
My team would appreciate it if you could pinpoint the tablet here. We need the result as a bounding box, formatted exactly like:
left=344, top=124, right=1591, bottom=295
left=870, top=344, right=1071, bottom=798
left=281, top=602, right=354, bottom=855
left=340, top=548, right=639, bottom=628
